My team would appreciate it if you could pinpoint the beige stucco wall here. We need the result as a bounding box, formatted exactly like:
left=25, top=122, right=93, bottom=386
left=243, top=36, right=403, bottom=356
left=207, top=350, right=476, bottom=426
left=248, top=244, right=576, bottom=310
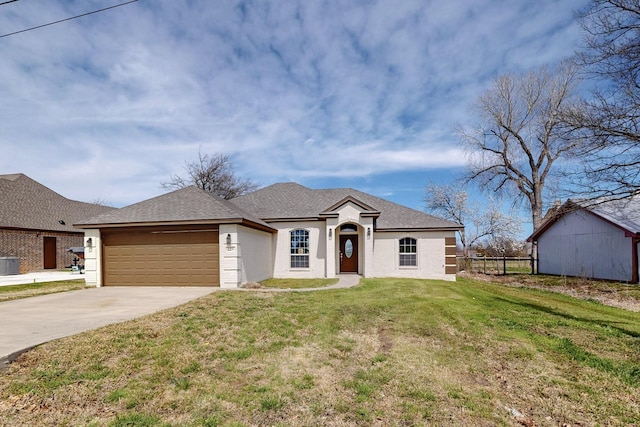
left=83, top=219, right=456, bottom=287
left=333, top=202, right=376, bottom=277
left=372, top=230, right=456, bottom=281
left=219, top=224, right=273, bottom=288
left=336, top=204, right=366, bottom=225
left=83, top=229, right=102, bottom=287
left=272, top=221, right=326, bottom=278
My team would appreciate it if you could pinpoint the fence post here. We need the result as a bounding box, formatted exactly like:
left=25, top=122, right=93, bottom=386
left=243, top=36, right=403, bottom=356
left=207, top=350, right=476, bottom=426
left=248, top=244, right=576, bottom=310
left=530, top=254, right=534, bottom=275
left=503, top=254, right=506, bottom=276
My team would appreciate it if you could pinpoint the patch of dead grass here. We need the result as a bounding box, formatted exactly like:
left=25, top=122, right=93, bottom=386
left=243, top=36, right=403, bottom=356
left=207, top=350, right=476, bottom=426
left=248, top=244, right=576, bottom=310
left=1, top=280, right=638, bottom=426
left=462, top=271, right=640, bottom=312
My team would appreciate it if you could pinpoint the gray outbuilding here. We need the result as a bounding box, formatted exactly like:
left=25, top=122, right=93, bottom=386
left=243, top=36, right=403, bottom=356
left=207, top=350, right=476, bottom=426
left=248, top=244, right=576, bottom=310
left=529, top=199, right=640, bottom=283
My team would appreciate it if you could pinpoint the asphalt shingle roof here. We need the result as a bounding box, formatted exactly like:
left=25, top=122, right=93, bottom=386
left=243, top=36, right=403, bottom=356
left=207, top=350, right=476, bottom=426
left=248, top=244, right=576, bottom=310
left=76, top=185, right=273, bottom=229
left=0, top=173, right=114, bottom=233
left=231, top=182, right=462, bottom=230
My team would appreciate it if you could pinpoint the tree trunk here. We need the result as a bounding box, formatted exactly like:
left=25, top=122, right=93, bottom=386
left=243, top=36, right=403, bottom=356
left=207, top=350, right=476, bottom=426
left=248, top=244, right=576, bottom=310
left=531, top=185, right=544, bottom=231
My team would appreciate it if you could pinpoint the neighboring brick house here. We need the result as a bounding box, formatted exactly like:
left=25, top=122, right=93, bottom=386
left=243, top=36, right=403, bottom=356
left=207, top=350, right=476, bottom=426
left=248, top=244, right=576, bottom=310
left=0, top=174, right=114, bottom=273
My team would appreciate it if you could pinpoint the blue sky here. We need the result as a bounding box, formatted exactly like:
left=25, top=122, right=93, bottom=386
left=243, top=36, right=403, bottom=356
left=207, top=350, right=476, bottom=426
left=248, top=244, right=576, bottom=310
left=0, top=0, right=589, bottom=234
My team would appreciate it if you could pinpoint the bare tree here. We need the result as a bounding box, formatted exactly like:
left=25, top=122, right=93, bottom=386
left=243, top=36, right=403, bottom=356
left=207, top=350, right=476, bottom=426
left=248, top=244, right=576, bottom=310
left=562, top=0, right=640, bottom=201
left=579, top=0, right=640, bottom=90
left=461, top=62, right=580, bottom=230
left=161, top=151, right=259, bottom=200
left=480, top=206, right=523, bottom=257
left=424, top=182, right=521, bottom=256
left=424, top=183, right=469, bottom=253
left=480, top=236, right=527, bottom=257
left=91, top=197, right=112, bottom=206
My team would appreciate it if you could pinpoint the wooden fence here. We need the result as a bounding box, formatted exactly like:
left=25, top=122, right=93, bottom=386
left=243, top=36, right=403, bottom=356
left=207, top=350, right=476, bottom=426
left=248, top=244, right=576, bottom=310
left=457, top=256, right=534, bottom=275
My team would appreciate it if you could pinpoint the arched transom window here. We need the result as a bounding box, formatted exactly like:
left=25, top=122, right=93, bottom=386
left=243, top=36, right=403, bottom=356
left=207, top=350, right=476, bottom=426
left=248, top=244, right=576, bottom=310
left=290, top=229, right=309, bottom=268
left=399, top=237, right=417, bottom=266
left=340, top=224, right=358, bottom=233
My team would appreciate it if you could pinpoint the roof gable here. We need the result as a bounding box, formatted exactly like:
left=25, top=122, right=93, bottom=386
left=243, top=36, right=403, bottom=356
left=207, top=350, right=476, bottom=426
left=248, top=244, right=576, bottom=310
left=530, top=198, right=640, bottom=241
left=320, top=196, right=380, bottom=218
left=231, top=182, right=461, bottom=230
left=0, top=173, right=114, bottom=232
left=76, top=186, right=274, bottom=231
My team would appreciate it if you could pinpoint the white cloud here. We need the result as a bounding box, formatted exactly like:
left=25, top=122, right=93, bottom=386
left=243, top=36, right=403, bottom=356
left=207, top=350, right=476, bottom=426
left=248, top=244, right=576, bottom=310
left=0, top=0, right=590, bottom=206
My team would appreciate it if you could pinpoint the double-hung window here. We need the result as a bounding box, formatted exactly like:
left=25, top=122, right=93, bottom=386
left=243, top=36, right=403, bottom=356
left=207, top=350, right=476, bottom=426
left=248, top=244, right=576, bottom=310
left=399, top=237, right=417, bottom=267
left=290, top=229, right=309, bottom=268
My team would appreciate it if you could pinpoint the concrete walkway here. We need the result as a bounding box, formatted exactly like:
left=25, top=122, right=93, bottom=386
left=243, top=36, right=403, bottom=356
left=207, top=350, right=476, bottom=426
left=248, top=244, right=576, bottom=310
left=255, top=274, right=362, bottom=292
left=0, top=275, right=361, bottom=369
left=0, top=271, right=83, bottom=287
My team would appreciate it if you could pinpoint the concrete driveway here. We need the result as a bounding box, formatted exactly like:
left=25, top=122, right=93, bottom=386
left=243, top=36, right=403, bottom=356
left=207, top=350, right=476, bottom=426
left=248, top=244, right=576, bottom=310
left=0, top=286, right=214, bottom=368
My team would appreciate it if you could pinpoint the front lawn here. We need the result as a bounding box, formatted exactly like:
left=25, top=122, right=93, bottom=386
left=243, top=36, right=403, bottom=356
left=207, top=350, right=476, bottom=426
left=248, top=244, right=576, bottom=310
left=259, top=278, right=339, bottom=289
left=0, top=279, right=86, bottom=303
left=1, top=277, right=638, bottom=426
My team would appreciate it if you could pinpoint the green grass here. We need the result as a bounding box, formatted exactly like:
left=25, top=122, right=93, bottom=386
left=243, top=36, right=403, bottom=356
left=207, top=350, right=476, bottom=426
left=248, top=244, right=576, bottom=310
left=259, top=277, right=339, bottom=289
left=505, top=266, right=532, bottom=273
left=1, top=277, right=638, bottom=426
left=0, top=279, right=86, bottom=302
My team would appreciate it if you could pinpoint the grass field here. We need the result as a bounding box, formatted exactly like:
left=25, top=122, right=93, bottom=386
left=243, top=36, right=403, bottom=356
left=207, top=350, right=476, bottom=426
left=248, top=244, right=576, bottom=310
left=0, top=277, right=638, bottom=426
left=0, top=279, right=86, bottom=303
left=260, top=278, right=339, bottom=289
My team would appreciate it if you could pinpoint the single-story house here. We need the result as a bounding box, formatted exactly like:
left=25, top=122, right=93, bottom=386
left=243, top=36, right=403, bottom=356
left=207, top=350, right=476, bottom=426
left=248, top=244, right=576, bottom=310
left=76, top=183, right=462, bottom=287
left=529, top=199, right=640, bottom=283
left=0, top=173, right=114, bottom=273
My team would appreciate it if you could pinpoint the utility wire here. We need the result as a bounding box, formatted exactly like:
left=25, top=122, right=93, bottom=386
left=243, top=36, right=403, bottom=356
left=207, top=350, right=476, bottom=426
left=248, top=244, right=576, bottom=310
left=0, top=0, right=139, bottom=38
left=0, top=0, right=21, bottom=6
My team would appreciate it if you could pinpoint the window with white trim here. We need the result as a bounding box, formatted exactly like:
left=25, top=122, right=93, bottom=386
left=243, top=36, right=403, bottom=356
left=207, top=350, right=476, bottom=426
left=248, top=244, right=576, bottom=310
left=399, top=237, right=417, bottom=266
left=290, top=229, right=309, bottom=268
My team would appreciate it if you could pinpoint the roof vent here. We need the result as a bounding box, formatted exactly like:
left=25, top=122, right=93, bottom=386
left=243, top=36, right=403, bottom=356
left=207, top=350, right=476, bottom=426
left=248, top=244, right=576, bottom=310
left=58, top=220, right=65, bottom=225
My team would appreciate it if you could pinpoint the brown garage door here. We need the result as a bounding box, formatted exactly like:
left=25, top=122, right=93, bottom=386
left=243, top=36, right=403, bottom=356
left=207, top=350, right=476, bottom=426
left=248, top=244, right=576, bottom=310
left=102, top=228, right=219, bottom=286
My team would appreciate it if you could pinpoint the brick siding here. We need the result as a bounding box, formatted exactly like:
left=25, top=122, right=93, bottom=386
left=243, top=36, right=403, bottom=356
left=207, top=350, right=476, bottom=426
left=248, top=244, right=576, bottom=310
left=0, top=229, right=83, bottom=273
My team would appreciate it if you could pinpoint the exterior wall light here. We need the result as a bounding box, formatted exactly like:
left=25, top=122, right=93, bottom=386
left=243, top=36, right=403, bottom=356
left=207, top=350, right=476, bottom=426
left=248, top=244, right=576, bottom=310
left=367, top=227, right=371, bottom=239
left=328, top=228, right=332, bottom=240
left=226, top=233, right=232, bottom=246
left=86, top=237, right=93, bottom=247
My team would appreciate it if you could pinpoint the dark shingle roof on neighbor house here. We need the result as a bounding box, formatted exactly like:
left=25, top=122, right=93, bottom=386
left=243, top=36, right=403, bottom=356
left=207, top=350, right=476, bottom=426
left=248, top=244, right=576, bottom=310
left=75, top=186, right=275, bottom=231
left=231, top=182, right=462, bottom=230
left=0, top=173, right=114, bottom=233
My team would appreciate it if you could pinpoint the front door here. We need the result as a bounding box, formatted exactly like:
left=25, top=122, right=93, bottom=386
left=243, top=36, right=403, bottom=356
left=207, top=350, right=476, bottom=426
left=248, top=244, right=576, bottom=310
left=43, top=236, right=57, bottom=269
left=340, top=235, right=358, bottom=273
